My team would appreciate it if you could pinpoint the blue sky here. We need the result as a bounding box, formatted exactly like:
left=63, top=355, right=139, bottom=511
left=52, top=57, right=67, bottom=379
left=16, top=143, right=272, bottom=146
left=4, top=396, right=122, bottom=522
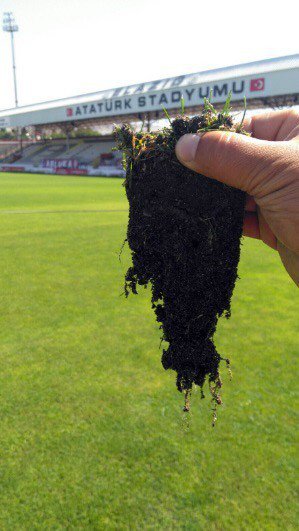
left=0, top=0, right=298, bottom=110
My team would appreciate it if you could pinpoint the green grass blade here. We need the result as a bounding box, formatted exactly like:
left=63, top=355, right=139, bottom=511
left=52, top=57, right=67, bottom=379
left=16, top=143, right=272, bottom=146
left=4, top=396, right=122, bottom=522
left=180, top=96, right=185, bottom=115
left=162, top=106, right=172, bottom=125
left=221, top=91, right=232, bottom=116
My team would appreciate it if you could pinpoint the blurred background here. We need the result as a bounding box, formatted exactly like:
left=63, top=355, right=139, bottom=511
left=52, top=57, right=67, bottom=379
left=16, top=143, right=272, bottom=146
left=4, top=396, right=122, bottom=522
left=0, top=0, right=298, bottom=529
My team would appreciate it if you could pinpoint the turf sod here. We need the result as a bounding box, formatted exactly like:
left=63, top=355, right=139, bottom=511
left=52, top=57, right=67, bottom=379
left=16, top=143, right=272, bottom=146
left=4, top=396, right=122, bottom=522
left=0, top=172, right=297, bottom=529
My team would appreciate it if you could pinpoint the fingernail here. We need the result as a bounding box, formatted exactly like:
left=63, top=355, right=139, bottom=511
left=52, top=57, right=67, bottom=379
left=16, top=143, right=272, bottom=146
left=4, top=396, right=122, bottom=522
left=175, top=133, right=202, bottom=163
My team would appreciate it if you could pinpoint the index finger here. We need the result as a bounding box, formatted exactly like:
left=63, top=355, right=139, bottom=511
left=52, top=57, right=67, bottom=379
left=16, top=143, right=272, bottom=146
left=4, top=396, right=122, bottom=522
left=242, top=109, right=299, bottom=141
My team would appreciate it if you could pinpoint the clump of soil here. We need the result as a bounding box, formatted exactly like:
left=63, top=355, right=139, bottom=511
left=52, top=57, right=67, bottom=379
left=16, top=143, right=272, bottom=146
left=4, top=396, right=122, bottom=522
left=115, top=97, right=247, bottom=419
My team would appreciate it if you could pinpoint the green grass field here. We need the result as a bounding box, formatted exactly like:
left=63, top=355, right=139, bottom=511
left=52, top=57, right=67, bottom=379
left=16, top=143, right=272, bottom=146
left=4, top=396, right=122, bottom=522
left=0, top=172, right=298, bottom=530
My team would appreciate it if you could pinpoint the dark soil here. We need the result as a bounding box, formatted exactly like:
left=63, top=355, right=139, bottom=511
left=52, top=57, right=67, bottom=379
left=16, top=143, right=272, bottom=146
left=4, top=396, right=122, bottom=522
left=115, top=105, right=246, bottom=413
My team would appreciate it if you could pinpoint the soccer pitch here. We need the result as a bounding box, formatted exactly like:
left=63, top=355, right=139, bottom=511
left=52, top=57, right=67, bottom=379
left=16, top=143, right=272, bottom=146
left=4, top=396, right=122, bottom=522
left=0, top=172, right=297, bottom=529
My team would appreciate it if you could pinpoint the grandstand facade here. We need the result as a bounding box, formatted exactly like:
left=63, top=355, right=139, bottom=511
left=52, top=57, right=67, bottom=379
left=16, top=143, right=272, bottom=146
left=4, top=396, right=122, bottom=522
left=0, top=54, right=298, bottom=176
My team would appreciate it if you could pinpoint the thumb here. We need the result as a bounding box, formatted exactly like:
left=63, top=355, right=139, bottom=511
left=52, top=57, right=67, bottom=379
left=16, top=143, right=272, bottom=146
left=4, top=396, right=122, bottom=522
left=175, top=131, right=287, bottom=195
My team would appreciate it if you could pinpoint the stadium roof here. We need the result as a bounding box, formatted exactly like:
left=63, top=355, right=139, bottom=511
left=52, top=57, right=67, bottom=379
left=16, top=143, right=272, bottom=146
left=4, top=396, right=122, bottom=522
left=0, top=54, right=298, bottom=129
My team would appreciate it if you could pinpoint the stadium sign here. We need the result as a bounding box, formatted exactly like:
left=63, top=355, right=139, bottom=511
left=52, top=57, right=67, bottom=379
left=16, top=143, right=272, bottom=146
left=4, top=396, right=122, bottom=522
left=48, top=66, right=299, bottom=123
left=41, top=158, right=86, bottom=170
left=0, top=55, right=298, bottom=128
left=66, top=76, right=270, bottom=119
left=66, top=79, right=248, bottom=118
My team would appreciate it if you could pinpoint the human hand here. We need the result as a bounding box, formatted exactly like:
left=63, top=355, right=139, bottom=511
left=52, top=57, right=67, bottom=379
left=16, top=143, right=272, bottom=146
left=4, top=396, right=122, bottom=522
left=175, top=109, right=299, bottom=286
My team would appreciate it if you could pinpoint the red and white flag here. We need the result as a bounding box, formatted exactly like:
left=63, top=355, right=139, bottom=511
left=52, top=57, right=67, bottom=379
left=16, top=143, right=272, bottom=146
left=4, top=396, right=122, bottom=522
left=250, top=78, right=265, bottom=92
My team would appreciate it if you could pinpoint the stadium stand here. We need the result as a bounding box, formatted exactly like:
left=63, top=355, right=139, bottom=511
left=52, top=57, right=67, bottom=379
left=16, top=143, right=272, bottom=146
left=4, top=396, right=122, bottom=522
left=0, top=141, right=24, bottom=160
left=0, top=137, right=123, bottom=176
left=16, top=138, right=116, bottom=164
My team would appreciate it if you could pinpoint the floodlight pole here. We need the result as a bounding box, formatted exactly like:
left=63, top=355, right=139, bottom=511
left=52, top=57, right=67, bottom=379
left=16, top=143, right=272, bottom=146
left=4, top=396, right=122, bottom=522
left=3, top=12, right=19, bottom=108
left=10, top=30, right=18, bottom=107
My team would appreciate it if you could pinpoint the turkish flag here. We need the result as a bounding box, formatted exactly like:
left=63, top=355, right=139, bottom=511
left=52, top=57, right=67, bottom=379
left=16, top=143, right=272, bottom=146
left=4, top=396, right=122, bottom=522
left=66, top=108, right=73, bottom=117
left=250, top=78, right=265, bottom=92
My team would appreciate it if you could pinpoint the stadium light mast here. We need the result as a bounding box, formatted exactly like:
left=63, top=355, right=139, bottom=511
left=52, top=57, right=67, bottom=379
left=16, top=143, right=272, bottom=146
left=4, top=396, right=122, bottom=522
left=3, top=12, right=19, bottom=107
